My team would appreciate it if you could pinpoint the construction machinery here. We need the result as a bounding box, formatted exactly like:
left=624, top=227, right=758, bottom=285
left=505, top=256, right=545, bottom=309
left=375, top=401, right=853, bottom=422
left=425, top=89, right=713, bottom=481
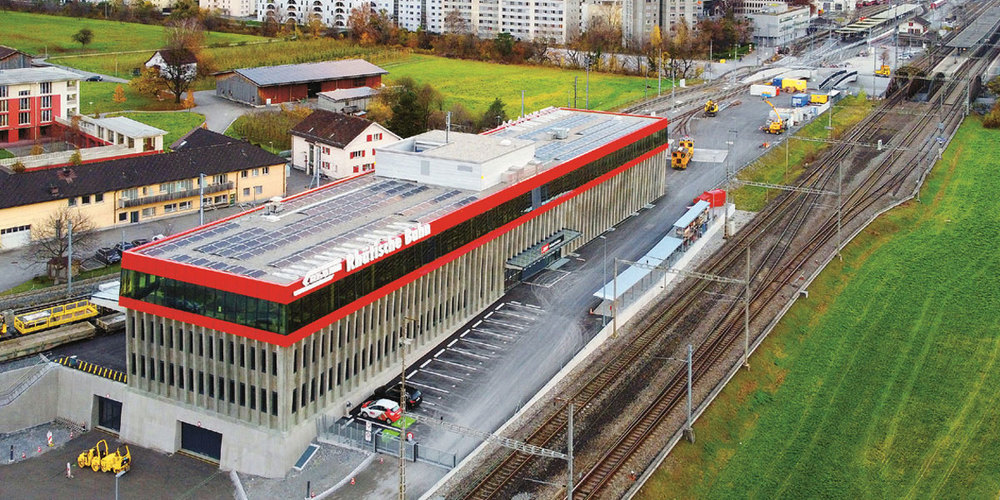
left=101, top=445, right=132, bottom=474
left=78, top=439, right=109, bottom=472
left=761, top=99, right=787, bottom=135
left=704, top=99, right=719, bottom=117
left=875, top=65, right=891, bottom=77
left=13, top=300, right=98, bottom=335
left=671, top=138, right=695, bottom=170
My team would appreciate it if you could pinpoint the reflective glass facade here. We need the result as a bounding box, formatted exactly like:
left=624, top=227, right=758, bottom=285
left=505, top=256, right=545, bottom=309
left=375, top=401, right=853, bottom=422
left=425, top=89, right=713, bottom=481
left=121, top=128, right=668, bottom=335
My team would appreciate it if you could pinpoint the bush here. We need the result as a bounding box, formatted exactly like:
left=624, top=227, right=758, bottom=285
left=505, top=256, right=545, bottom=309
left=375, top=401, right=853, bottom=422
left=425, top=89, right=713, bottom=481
left=983, top=102, right=1000, bottom=129
left=226, top=104, right=312, bottom=150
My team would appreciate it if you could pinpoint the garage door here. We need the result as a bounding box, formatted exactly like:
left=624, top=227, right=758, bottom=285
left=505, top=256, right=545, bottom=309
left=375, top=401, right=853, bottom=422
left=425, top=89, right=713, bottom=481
left=97, top=396, right=122, bottom=432
left=0, top=225, right=31, bottom=249
left=180, top=422, right=222, bottom=461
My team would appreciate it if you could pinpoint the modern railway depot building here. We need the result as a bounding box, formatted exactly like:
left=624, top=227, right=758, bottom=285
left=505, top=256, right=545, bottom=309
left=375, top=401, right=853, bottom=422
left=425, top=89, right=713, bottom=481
left=114, top=107, right=669, bottom=476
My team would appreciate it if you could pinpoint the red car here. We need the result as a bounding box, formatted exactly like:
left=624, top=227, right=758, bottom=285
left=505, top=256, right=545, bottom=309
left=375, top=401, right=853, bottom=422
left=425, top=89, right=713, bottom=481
left=359, top=399, right=403, bottom=423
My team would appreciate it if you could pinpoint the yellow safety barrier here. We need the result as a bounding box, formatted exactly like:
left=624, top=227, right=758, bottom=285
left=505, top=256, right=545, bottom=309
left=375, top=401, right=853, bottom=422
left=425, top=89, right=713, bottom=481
left=55, top=356, right=127, bottom=385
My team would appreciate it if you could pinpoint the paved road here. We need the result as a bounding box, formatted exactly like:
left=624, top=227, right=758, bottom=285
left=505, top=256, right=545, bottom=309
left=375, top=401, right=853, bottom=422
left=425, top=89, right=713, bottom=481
left=34, top=58, right=129, bottom=84
left=192, top=90, right=253, bottom=133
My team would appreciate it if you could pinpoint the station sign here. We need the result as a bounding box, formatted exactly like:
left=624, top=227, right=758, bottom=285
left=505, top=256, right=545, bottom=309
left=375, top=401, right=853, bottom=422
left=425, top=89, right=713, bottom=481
left=294, top=223, right=433, bottom=296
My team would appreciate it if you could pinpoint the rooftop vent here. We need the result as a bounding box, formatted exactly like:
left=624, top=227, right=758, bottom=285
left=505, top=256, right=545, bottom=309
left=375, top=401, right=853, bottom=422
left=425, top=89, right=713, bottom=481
left=550, top=127, right=569, bottom=140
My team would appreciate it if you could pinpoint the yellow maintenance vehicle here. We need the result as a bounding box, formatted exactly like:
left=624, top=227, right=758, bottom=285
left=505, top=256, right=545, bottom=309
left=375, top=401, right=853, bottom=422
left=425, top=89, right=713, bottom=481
left=101, top=445, right=132, bottom=473
left=671, top=138, right=695, bottom=170
left=704, top=99, right=719, bottom=117
left=78, top=439, right=109, bottom=472
left=875, top=65, right=891, bottom=77
left=761, top=99, right=787, bottom=135
left=13, top=300, right=98, bottom=335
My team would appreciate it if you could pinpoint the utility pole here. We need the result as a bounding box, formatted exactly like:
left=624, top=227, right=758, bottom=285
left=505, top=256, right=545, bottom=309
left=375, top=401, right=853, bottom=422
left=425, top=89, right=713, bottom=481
left=67, top=218, right=73, bottom=294
left=574, top=76, right=578, bottom=108
left=685, top=343, right=693, bottom=442
left=199, top=173, right=206, bottom=226
left=398, top=328, right=413, bottom=500
left=521, top=90, right=525, bottom=118
left=658, top=48, right=662, bottom=96
left=837, top=161, right=843, bottom=260
left=612, top=258, right=619, bottom=338
left=567, top=403, right=574, bottom=499
left=586, top=56, right=590, bottom=110
left=743, top=247, right=750, bottom=368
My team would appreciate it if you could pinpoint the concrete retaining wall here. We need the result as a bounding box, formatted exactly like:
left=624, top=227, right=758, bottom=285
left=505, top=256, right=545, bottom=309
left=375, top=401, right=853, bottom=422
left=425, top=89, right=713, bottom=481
left=0, top=365, right=58, bottom=434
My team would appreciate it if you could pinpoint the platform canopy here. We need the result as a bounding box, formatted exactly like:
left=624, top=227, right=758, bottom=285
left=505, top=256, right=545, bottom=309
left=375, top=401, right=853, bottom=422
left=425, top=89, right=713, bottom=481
left=673, top=200, right=711, bottom=229
left=594, top=235, right=684, bottom=301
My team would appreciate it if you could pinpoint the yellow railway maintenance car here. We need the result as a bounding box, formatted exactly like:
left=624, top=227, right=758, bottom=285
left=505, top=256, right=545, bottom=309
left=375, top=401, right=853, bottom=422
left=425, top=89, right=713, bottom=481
left=13, top=300, right=99, bottom=335
left=671, top=138, right=695, bottom=170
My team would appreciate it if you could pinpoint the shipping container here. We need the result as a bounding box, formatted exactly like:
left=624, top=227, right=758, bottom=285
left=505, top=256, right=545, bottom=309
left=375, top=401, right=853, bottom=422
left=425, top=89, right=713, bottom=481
left=781, top=78, right=807, bottom=92
left=750, top=84, right=779, bottom=97
left=810, top=93, right=829, bottom=104
left=791, top=93, right=810, bottom=107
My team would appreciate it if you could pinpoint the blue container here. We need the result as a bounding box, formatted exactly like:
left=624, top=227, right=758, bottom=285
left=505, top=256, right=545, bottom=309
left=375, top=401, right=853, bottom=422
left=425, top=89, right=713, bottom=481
left=791, top=93, right=810, bottom=107
left=772, top=77, right=784, bottom=87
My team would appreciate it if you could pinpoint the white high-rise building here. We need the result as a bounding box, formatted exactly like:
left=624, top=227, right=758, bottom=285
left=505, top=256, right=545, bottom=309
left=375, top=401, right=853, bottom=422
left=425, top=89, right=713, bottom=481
left=201, top=0, right=255, bottom=17
left=622, top=0, right=702, bottom=47
left=258, top=0, right=377, bottom=29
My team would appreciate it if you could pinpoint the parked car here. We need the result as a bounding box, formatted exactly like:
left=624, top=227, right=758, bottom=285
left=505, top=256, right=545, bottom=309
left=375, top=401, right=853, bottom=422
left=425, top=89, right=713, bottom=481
left=130, top=238, right=150, bottom=248
left=358, top=399, right=402, bottom=423
left=113, top=241, right=136, bottom=256
left=95, top=247, right=121, bottom=265
left=85, top=75, right=102, bottom=82
left=376, top=383, right=423, bottom=409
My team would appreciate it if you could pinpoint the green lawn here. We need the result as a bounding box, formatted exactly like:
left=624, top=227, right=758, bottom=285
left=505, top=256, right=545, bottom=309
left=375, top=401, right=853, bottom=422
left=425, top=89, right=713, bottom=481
left=0, top=11, right=261, bottom=55
left=639, top=118, right=1000, bottom=498
left=0, top=149, right=14, bottom=160
left=107, top=111, right=206, bottom=149
left=79, top=81, right=184, bottom=115
left=382, top=54, right=658, bottom=114
left=731, top=94, right=875, bottom=212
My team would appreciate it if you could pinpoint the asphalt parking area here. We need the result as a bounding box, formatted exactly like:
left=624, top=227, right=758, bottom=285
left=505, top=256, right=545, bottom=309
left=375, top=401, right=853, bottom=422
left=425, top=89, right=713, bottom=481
left=406, top=300, right=543, bottom=424
left=1, top=430, right=232, bottom=499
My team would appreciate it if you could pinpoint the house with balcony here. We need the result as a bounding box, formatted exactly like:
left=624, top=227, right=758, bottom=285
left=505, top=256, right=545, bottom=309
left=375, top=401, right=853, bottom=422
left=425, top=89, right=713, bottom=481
left=0, top=131, right=286, bottom=250
left=0, top=66, right=80, bottom=145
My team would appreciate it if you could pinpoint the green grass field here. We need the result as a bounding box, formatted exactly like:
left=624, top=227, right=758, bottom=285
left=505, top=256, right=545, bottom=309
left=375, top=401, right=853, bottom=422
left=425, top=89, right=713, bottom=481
left=382, top=54, right=657, bottom=113
left=639, top=118, right=1000, bottom=498
left=79, top=81, right=184, bottom=115
left=731, top=94, right=875, bottom=212
left=0, top=149, right=14, bottom=160
left=107, top=111, right=206, bottom=149
left=0, top=11, right=261, bottom=55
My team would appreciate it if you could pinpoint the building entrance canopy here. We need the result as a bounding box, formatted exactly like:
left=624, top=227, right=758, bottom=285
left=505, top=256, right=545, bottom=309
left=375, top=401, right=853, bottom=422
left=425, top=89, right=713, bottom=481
left=506, top=229, right=581, bottom=270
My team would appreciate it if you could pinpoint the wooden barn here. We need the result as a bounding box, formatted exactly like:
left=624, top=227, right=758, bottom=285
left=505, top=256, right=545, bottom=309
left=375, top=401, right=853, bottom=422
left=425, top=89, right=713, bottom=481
left=214, top=59, right=387, bottom=106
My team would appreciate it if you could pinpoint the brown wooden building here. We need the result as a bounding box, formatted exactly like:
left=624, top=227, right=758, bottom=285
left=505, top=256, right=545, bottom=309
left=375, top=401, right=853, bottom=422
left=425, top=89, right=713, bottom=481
left=214, top=59, right=387, bottom=106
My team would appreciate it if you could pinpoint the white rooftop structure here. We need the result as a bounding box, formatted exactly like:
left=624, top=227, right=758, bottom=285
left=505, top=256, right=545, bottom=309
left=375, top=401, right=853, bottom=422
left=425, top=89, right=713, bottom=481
left=0, top=66, right=79, bottom=85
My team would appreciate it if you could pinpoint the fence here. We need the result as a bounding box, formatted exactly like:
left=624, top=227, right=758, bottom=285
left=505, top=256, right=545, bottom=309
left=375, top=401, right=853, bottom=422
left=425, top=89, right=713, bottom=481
left=318, top=415, right=457, bottom=468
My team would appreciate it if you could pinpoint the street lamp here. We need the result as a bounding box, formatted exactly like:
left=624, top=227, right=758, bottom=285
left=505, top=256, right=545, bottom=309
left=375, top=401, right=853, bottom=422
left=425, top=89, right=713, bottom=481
left=398, top=316, right=417, bottom=500
left=597, top=227, right=615, bottom=327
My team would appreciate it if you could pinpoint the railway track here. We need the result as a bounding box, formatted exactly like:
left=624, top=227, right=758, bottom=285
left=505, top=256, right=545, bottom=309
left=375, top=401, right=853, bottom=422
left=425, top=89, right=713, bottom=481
left=455, top=18, right=1000, bottom=497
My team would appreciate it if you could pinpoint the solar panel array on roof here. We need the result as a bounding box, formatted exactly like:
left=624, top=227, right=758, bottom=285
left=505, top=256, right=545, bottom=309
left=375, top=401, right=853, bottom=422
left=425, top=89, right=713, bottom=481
left=947, top=5, right=1000, bottom=48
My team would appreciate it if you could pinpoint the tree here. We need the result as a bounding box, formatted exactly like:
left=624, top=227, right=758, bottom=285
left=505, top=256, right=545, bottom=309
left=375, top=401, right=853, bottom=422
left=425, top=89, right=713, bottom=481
left=479, top=98, right=508, bottom=131
left=183, top=90, right=196, bottom=109
left=112, top=84, right=127, bottom=103
left=494, top=32, right=515, bottom=62
left=388, top=89, right=427, bottom=138
left=71, top=28, right=94, bottom=49
left=988, top=75, right=1000, bottom=96
left=30, top=142, right=44, bottom=155
left=30, top=207, right=97, bottom=281
left=69, top=148, right=83, bottom=166
left=130, top=67, right=163, bottom=99
left=153, top=19, right=204, bottom=103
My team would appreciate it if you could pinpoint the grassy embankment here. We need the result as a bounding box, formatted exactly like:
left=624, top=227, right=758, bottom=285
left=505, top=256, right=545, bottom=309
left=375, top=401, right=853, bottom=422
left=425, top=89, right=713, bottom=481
left=639, top=117, right=1000, bottom=498
left=731, top=94, right=875, bottom=211
left=0, top=264, right=122, bottom=297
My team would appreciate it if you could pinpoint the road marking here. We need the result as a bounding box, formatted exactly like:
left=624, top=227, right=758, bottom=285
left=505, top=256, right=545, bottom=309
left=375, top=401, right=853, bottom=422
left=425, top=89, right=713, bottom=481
left=434, top=358, right=478, bottom=371
left=484, top=318, right=525, bottom=330
left=460, top=337, right=502, bottom=349
left=495, top=303, right=505, bottom=310
left=473, top=320, right=482, bottom=328
left=421, top=359, right=432, bottom=368
left=494, top=310, right=536, bottom=321
left=485, top=311, right=494, bottom=319
left=447, top=339, right=458, bottom=347
left=450, top=348, right=490, bottom=360
left=461, top=330, right=470, bottom=337
left=433, top=350, right=445, bottom=359
left=421, top=369, right=463, bottom=382
left=406, top=381, right=448, bottom=394
left=472, top=328, right=515, bottom=341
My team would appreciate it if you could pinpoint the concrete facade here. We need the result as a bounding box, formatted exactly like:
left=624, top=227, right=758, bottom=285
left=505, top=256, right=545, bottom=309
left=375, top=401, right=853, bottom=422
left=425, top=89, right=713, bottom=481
left=290, top=121, right=398, bottom=178
left=0, top=67, right=79, bottom=145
